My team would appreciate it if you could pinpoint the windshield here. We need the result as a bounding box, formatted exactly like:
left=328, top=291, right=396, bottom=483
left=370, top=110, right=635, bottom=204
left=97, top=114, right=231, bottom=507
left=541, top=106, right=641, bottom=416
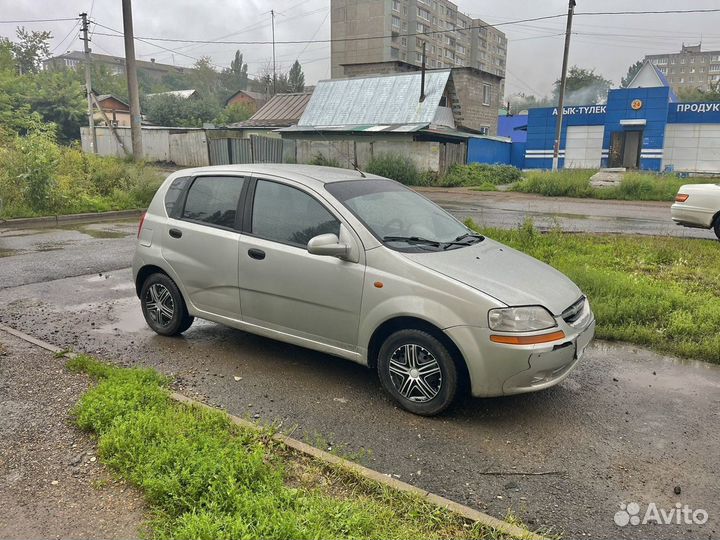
left=326, top=179, right=481, bottom=251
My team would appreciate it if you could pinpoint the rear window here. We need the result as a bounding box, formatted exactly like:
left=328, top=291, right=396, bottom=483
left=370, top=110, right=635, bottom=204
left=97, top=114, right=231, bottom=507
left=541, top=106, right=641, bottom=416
left=164, top=176, right=191, bottom=218
left=182, top=176, right=246, bottom=229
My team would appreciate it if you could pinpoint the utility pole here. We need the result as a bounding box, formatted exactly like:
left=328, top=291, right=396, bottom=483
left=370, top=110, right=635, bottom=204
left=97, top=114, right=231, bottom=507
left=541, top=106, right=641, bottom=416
left=80, top=12, right=96, bottom=154
left=271, top=9, right=276, bottom=95
left=122, top=0, right=143, bottom=159
left=552, top=0, right=576, bottom=171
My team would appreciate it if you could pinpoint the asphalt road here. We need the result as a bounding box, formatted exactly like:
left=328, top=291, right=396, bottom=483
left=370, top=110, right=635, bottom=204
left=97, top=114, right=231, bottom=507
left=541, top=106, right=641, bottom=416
left=1, top=209, right=719, bottom=539
left=417, top=188, right=717, bottom=239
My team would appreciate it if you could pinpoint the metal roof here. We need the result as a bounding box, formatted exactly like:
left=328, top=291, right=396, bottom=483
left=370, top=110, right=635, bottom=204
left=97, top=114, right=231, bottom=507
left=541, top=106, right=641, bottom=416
left=146, top=89, right=197, bottom=99
left=280, top=122, right=429, bottom=133
left=230, top=92, right=312, bottom=128
left=298, top=70, right=451, bottom=127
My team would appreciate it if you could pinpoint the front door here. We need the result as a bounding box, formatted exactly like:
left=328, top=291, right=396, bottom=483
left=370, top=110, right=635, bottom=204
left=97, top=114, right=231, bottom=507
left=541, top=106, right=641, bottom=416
left=237, top=178, right=365, bottom=350
left=161, top=175, right=247, bottom=319
left=609, top=131, right=643, bottom=169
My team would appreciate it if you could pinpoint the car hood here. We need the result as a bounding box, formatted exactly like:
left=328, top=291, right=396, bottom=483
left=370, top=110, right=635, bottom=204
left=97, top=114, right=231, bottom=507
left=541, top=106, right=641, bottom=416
left=402, top=238, right=582, bottom=315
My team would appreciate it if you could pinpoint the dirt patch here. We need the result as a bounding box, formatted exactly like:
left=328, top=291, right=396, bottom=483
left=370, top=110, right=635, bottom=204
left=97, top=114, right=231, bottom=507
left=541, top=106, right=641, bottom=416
left=0, top=332, right=146, bottom=539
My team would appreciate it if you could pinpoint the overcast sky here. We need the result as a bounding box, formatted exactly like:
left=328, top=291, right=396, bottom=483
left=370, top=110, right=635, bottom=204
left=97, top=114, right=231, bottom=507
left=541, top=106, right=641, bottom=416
left=2, top=0, right=720, bottom=97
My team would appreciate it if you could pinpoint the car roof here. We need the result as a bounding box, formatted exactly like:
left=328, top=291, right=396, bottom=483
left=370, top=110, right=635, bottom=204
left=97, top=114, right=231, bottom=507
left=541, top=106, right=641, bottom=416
left=167, top=164, right=385, bottom=188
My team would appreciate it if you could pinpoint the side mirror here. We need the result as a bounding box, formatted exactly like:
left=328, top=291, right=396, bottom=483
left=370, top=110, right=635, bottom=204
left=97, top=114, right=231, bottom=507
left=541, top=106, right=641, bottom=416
left=307, top=233, right=349, bottom=259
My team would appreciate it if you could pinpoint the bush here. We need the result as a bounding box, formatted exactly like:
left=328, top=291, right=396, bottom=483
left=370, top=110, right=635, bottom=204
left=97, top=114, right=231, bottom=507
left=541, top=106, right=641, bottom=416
left=442, top=163, right=522, bottom=187
left=365, top=153, right=422, bottom=185
left=0, top=123, right=164, bottom=219
left=512, top=169, right=595, bottom=197
left=308, top=153, right=342, bottom=168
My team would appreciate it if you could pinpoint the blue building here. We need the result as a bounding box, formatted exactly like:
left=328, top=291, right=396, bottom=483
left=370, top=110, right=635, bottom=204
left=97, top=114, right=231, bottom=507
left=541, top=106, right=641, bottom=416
left=476, top=62, right=720, bottom=173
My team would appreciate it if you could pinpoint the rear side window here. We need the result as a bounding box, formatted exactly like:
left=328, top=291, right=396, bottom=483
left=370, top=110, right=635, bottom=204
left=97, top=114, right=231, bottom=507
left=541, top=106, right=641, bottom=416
left=182, top=176, right=246, bottom=229
left=251, top=180, right=340, bottom=247
left=164, top=176, right=191, bottom=218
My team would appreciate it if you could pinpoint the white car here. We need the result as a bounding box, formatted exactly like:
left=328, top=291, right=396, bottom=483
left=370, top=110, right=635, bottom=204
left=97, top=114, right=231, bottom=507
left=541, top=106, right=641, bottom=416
left=671, top=183, right=720, bottom=239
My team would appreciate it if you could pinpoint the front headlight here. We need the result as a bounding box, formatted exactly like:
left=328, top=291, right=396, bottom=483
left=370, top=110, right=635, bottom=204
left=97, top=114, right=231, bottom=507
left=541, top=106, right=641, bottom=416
left=488, top=306, right=557, bottom=332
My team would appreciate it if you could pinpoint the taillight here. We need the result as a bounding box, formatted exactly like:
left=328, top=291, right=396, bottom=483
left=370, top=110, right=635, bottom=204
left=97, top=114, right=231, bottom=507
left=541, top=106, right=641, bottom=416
left=137, top=212, right=146, bottom=238
left=675, top=194, right=689, bottom=203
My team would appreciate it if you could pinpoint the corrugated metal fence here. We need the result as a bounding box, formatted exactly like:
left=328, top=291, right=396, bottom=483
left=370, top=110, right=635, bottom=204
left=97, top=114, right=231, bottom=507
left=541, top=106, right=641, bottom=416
left=207, top=135, right=285, bottom=165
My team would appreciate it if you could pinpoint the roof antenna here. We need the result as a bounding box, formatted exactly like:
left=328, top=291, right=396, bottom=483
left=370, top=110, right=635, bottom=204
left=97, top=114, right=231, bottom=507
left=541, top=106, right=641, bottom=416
left=419, top=42, right=427, bottom=103
left=352, top=141, right=366, bottom=177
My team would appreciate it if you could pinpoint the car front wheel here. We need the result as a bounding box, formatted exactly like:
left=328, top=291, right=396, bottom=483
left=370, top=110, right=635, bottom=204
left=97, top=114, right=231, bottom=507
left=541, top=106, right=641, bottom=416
left=140, top=273, right=194, bottom=336
left=377, top=329, right=458, bottom=416
left=714, top=216, right=720, bottom=240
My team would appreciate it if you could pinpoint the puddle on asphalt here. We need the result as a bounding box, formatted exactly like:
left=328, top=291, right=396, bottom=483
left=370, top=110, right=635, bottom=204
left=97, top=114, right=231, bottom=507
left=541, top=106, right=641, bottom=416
left=96, top=301, right=149, bottom=334
left=58, top=220, right=136, bottom=240
left=77, top=227, right=132, bottom=239
left=35, top=241, right=71, bottom=252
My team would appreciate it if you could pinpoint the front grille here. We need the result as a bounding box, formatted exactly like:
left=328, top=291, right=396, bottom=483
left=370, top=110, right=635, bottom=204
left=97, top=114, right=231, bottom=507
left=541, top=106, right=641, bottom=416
left=562, top=296, right=586, bottom=324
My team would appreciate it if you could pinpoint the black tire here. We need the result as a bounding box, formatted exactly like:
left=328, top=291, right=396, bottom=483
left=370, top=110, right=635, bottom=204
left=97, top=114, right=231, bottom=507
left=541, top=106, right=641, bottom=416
left=377, top=329, right=458, bottom=416
left=714, top=216, right=720, bottom=240
left=140, top=273, right=194, bottom=336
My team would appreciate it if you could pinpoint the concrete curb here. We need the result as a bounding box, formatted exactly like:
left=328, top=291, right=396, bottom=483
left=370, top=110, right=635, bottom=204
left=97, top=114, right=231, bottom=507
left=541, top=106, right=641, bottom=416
left=0, top=322, right=545, bottom=540
left=0, top=209, right=143, bottom=230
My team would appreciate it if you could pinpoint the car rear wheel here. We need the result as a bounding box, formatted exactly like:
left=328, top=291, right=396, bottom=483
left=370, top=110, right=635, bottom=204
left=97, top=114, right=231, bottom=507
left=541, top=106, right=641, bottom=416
left=714, top=216, right=720, bottom=240
left=140, top=273, right=194, bottom=336
left=377, top=329, right=458, bottom=416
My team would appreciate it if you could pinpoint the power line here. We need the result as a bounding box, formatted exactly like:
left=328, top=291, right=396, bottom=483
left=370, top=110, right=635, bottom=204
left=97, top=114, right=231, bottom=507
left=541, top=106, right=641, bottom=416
left=0, top=17, right=79, bottom=24
left=576, top=8, right=720, bottom=16
left=90, top=13, right=569, bottom=46
left=50, top=19, right=81, bottom=54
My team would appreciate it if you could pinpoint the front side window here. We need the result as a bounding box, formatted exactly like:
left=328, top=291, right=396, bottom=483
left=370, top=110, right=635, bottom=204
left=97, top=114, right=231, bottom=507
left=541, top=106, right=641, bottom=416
left=252, top=180, right=340, bottom=248
left=182, top=176, right=246, bottom=228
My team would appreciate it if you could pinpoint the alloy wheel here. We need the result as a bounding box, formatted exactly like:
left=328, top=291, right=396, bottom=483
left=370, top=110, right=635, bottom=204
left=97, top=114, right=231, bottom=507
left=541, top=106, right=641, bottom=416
left=388, top=344, right=442, bottom=403
left=144, top=283, right=175, bottom=327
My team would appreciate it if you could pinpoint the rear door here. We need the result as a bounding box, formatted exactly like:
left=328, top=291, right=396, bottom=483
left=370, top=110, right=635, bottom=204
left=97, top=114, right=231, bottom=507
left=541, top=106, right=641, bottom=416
left=237, top=177, right=365, bottom=350
left=161, top=175, right=248, bottom=319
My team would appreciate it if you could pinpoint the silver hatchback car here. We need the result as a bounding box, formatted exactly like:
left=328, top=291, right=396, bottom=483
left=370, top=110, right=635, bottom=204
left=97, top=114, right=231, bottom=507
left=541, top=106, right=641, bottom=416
left=133, top=165, right=594, bottom=415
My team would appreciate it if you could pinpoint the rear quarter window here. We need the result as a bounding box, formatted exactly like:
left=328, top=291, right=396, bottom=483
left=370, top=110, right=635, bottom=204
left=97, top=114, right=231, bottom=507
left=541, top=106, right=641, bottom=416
left=164, top=176, right=192, bottom=218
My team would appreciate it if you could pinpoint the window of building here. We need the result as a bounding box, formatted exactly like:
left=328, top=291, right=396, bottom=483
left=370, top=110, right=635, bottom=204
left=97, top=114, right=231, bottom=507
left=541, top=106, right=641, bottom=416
left=709, top=64, right=720, bottom=73
left=680, top=67, right=685, bottom=73
left=690, top=76, right=694, bottom=82
left=680, top=77, right=685, bottom=83
left=391, top=15, right=400, bottom=29
left=183, top=176, right=246, bottom=229
left=656, top=58, right=667, bottom=65
left=401, top=37, right=407, bottom=46
left=712, top=55, right=720, bottom=62
left=252, top=180, right=339, bottom=248
left=392, top=0, right=399, bottom=11
left=479, top=126, right=490, bottom=136
left=690, top=57, right=695, bottom=63
left=417, top=23, right=426, bottom=33
left=680, top=58, right=686, bottom=64
left=417, top=7, right=430, bottom=20
left=482, top=84, right=491, bottom=106
left=670, top=58, right=676, bottom=64
left=391, top=47, right=399, bottom=59
left=457, top=44, right=466, bottom=54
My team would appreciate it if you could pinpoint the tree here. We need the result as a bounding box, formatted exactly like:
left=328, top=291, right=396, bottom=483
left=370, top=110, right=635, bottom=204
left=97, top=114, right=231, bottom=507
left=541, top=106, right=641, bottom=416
left=26, top=70, right=86, bottom=142
left=213, top=102, right=254, bottom=126
left=0, top=38, right=14, bottom=72
left=190, top=56, right=221, bottom=103
left=12, top=27, right=51, bottom=75
left=257, top=62, right=289, bottom=96
left=621, top=60, right=644, bottom=88
left=144, top=93, right=220, bottom=127
left=553, top=66, right=613, bottom=105
left=287, top=60, right=305, bottom=93
left=507, top=92, right=553, bottom=113
left=223, top=50, right=248, bottom=91
left=677, top=82, right=720, bottom=103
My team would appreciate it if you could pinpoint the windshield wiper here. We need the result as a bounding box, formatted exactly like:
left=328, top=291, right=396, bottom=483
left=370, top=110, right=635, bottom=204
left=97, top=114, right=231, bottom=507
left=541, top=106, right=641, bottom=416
left=382, top=235, right=442, bottom=247
left=454, top=232, right=485, bottom=242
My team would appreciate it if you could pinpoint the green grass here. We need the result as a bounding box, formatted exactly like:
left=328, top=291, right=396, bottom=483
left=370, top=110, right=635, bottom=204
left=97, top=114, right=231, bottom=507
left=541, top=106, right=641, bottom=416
left=442, top=164, right=523, bottom=188
left=511, top=169, right=717, bottom=201
left=67, top=355, right=517, bottom=540
left=469, top=219, right=720, bottom=363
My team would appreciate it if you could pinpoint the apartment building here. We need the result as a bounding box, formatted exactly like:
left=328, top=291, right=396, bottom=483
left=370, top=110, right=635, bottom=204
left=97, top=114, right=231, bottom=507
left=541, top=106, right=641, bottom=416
left=43, top=51, right=193, bottom=81
left=330, top=0, right=506, bottom=89
left=645, top=44, right=720, bottom=94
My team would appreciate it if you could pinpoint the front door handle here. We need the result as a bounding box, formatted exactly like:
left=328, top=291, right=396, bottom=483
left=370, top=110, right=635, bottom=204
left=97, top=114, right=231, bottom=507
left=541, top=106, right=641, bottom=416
left=248, top=248, right=265, bottom=260
left=169, top=228, right=182, bottom=239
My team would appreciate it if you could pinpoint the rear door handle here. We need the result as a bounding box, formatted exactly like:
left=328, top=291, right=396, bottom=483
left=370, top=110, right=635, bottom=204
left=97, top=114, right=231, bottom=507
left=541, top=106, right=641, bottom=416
left=248, top=248, right=265, bottom=260
left=169, top=228, right=182, bottom=239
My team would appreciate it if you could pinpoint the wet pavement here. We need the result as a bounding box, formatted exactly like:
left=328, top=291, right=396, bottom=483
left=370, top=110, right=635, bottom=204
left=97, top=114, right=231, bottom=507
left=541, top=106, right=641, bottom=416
left=417, top=188, right=717, bottom=239
left=1, top=211, right=719, bottom=539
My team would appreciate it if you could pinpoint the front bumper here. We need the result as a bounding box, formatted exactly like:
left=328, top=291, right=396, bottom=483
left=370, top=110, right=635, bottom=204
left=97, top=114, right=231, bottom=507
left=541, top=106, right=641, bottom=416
left=445, top=307, right=595, bottom=398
